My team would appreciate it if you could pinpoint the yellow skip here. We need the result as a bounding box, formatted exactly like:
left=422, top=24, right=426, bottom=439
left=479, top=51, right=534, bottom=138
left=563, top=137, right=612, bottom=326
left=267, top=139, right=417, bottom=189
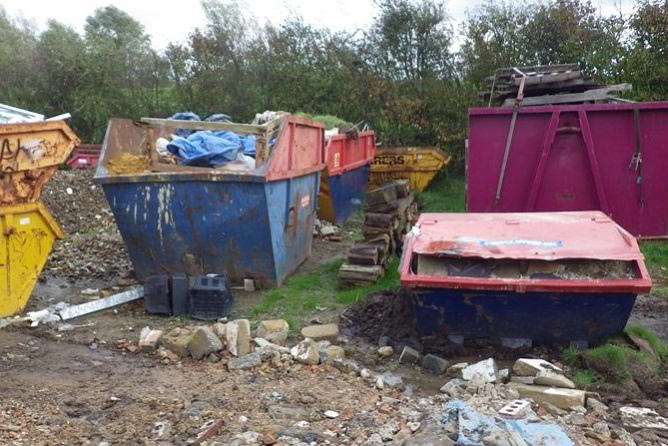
left=0, top=202, right=63, bottom=317
left=369, top=147, right=450, bottom=192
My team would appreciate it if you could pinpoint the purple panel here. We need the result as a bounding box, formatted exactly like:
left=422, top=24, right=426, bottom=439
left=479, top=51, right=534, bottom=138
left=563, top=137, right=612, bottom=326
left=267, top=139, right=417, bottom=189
left=467, top=102, right=668, bottom=238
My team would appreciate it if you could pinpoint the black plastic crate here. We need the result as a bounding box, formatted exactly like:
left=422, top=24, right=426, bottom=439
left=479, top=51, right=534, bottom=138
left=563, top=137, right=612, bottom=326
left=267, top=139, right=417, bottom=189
left=189, top=275, right=234, bottom=320
left=144, top=275, right=171, bottom=315
left=171, top=273, right=189, bottom=316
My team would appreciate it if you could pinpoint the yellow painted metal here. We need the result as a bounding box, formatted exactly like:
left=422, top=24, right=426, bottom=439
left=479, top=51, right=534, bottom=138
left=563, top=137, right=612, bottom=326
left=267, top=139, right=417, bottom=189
left=0, top=202, right=63, bottom=317
left=369, top=147, right=451, bottom=192
left=0, top=121, right=80, bottom=205
left=317, top=170, right=337, bottom=223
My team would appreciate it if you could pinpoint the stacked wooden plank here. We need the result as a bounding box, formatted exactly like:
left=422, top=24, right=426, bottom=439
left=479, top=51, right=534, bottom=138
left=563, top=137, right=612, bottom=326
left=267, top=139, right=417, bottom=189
left=338, top=180, right=418, bottom=286
left=480, top=64, right=632, bottom=106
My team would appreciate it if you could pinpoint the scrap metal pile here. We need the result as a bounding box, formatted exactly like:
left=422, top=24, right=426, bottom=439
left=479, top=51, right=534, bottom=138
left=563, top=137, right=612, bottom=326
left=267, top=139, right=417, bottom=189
left=338, top=180, right=417, bottom=285
left=481, top=64, right=632, bottom=106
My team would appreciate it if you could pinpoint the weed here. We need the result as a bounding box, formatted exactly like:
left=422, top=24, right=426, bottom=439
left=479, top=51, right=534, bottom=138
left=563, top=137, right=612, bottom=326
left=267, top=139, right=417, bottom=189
left=625, top=325, right=668, bottom=361
left=573, top=369, right=596, bottom=389
left=416, top=172, right=465, bottom=213
left=252, top=258, right=401, bottom=329
left=641, top=241, right=668, bottom=275
left=584, top=344, right=632, bottom=381
left=561, top=346, right=580, bottom=367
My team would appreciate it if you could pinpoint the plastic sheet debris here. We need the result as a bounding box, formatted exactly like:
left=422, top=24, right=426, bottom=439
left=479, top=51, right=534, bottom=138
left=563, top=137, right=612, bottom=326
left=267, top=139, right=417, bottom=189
left=442, top=400, right=573, bottom=445
left=166, top=131, right=256, bottom=167
left=1, top=287, right=144, bottom=327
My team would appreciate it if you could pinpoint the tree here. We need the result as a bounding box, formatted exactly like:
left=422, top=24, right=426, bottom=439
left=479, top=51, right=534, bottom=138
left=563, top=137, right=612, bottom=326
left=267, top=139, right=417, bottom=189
left=35, top=20, right=86, bottom=116
left=624, top=0, right=668, bottom=100
left=366, top=0, right=454, bottom=81
left=74, top=6, right=175, bottom=141
left=0, top=7, right=39, bottom=109
left=460, top=0, right=625, bottom=85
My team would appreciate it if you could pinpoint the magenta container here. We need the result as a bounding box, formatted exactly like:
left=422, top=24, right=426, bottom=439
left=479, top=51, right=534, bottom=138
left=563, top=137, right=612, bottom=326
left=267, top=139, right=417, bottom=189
left=467, top=102, right=668, bottom=238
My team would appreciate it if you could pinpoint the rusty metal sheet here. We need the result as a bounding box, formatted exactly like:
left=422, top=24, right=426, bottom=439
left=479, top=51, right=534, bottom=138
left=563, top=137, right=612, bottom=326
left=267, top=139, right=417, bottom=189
left=401, top=211, right=652, bottom=294
left=410, top=211, right=643, bottom=261
left=0, top=121, right=80, bottom=205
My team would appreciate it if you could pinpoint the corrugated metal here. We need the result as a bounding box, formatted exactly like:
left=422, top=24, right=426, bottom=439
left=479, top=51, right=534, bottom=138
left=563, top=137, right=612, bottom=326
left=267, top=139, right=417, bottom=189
left=400, top=211, right=651, bottom=293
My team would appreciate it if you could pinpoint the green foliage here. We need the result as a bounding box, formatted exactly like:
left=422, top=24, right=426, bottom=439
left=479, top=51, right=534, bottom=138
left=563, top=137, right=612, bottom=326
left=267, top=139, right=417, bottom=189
left=295, top=113, right=351, bottom=130
left=0, top=0, right=666, bottom=154
left=626, top=325, right=668, bottom=361
left=573, top=369, right=596, bottom=389
left=252, top=258, right=400, bottom=328
left=561, top=346, right=581, bottom=367
left=416, top=172, right=465, bottom=212
left=641, top=241, right=668, bottom=275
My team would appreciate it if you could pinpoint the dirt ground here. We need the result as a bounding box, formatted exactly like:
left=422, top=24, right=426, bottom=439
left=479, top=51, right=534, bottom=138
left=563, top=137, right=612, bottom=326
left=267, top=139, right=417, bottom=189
left=3, top=170, right=667, bottom=444
left=3, top=234, right=665, bottom=444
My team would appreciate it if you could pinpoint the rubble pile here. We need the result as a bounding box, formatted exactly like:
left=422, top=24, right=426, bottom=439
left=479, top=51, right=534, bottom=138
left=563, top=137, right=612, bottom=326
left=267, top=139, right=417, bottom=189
left=41, top=169, right=132, bottom=282
left=125, top=318, right=668, bottom=445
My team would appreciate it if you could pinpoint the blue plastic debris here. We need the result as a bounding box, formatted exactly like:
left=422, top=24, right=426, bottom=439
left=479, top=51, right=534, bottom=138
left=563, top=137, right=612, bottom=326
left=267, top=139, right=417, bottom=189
left=205, top=113, right=232, bottom=123
left=442, top=401, right=573, bottom=446
left=169, top=112, right=201, bottom=137
left=167, top=131, right=256, bottom=167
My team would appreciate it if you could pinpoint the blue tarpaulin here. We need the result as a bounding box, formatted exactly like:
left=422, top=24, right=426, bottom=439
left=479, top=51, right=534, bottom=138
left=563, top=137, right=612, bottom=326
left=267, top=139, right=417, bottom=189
left=167, top=131, right=256, bottom=167
left=442, top=401, right=573, bottom=446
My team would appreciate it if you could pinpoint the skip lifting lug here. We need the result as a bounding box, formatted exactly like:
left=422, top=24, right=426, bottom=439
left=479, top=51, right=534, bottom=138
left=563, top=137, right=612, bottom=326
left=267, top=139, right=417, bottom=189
left=628, top=152, right=642, bottom=172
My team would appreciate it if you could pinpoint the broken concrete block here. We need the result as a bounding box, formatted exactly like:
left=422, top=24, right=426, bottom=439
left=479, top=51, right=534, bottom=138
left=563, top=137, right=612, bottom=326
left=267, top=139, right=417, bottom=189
left=290, top=338, right=320, bottom=365
left=227, top=351, right=262, bottom=370
left=462, top=358, right=498, bottom=382
left=300, top=323, right=339, bottom=340
left=534, top=370, right=575, bottom=389
left=138, top=327, right=163, bottom=352
left=620, top=406, right=668, bottom=432
left=226, top=319, right=251, bottom=357
left=497, top=368, right=510, bottom=382
left=421, top=354, right=449, bottom=375
left=399, top=346, right=421, bottom=365
left=212, top=322, right=227, bottom=339
left=440, top=379, right=466, bottom=398
left=377, top=346, right=394, bottom=357
left=446, top=362, right=468, bottom=378
left=381, top=372, right=403, bottom=388
left=255, top=319, right=289, bottom=346
left=509, top=383, right=585, bottom=410
left=322, top=345, right=345, bottom=362
left=253, top=337, right=290, bottom=354
left=510, top=375, right=535, bottom=385
left=160, top=328, right=194, bottom=357
left=498, top=400, right=531, bottom=419
left=512, top=358, right=563, bottom=376
left=189, top=326, right=224, bottom=360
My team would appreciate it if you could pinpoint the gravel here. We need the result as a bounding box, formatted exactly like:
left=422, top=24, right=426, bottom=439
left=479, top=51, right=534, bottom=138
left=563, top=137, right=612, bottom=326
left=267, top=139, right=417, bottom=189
left=41, top=169, right=133, bottom=283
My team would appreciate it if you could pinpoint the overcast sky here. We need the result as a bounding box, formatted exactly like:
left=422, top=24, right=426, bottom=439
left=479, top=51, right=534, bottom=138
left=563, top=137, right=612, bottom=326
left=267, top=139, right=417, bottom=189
left=3, top=0, right=635, bottom=50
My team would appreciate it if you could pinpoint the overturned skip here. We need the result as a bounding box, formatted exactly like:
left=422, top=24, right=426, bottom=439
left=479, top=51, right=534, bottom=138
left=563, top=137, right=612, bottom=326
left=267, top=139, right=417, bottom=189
left=1, top=287, right=144, bottom=328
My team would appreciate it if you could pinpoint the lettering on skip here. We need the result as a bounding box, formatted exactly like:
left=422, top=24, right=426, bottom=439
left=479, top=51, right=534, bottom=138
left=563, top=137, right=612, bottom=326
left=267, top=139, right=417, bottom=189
left=0, top=138, right=20, bottom=172
left=372, top=155, right=406, bottom=166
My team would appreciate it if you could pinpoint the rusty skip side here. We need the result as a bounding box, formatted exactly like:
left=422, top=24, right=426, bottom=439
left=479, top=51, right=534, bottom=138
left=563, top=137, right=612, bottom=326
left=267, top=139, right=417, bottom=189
left=400, top=211, right=652, bottom=294
left=0, top=121, right=80, bottom=205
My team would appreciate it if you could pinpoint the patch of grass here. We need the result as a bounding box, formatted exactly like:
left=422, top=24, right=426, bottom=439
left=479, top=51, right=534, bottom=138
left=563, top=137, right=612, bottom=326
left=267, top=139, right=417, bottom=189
left=251, top=258, right=401, bottom=329
left=641, top=241, right=668, bottom=285
left=573, top=369, right=596, bottom=389
left=626, top=325, right=668, bottom=361
left=561, top=346, right=580, bottom=367
left=295, top=112, right=351, bottom=130
left=416, top=172, right=465, bottom=213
